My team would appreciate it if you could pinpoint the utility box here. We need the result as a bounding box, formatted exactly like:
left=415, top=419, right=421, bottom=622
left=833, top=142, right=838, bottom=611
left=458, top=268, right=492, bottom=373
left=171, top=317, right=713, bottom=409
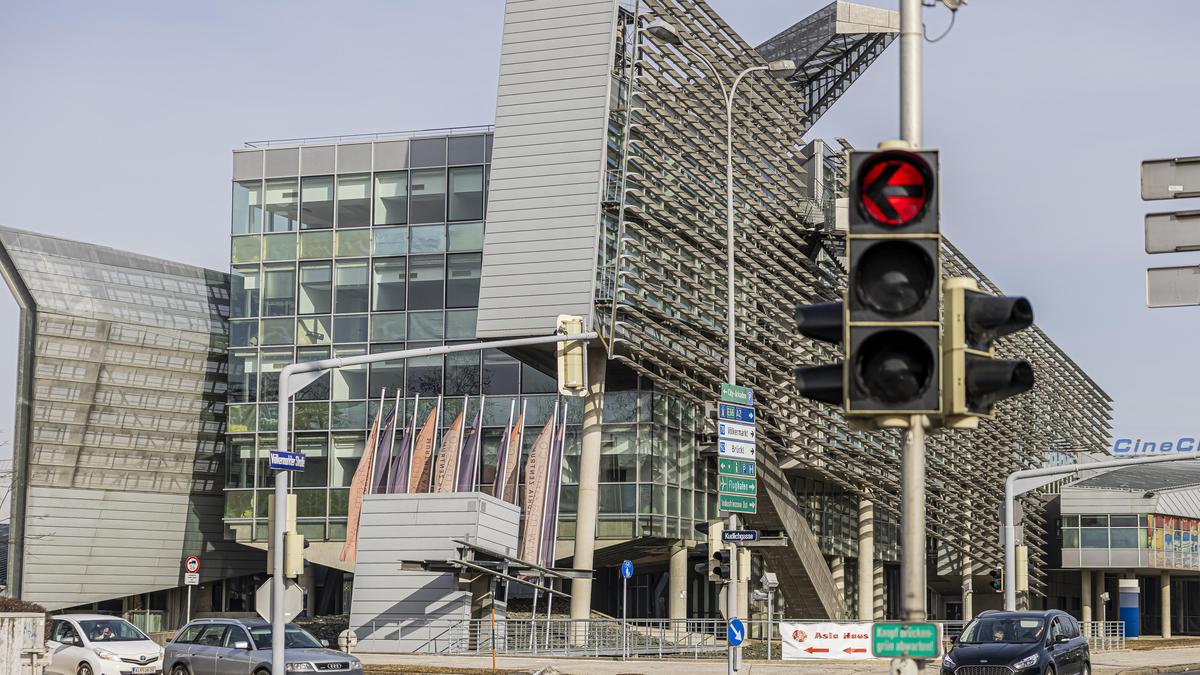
left=0, top=613, right=47, bottom=675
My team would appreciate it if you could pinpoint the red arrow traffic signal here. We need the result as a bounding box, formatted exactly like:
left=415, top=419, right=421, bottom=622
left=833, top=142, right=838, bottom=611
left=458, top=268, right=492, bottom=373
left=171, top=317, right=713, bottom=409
left=857, top=151, right=934, bottom=228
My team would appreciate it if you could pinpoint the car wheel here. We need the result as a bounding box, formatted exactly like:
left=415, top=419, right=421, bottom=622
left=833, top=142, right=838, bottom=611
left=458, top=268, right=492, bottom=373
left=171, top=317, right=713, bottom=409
left=1081, top=662, right=1091, bottom=675
left=77, top=664, right=93, bottom=675
left=172, top=665, right=190, bottom=675
left=254, top=668, right=271, bottom=675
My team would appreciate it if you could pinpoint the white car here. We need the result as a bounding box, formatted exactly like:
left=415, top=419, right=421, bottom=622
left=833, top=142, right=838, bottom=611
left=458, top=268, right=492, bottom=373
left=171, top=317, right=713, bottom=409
left=46, top=614, right=164, bottom=675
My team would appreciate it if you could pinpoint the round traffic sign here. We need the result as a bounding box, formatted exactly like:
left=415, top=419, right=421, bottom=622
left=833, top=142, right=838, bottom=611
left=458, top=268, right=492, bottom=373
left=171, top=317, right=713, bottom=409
left=857, top=151, right=933, bottom=227
left=620, top=560, right=634, bottom=579
left=727, top=617, right=746, bottom=647
left=184, top=556, right=200, bottom=574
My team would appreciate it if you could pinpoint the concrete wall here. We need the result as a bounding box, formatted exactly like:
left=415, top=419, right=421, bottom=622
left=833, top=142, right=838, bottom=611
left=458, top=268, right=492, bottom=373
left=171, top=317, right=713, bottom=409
left=475, top=0, right=619, bottom=338
left=348, top=492, right=519, bottom=653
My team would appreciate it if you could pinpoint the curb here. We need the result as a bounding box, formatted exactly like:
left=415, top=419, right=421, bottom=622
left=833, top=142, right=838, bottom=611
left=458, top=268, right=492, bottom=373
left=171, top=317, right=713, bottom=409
left=1111, top=663, right=1200, bottom=675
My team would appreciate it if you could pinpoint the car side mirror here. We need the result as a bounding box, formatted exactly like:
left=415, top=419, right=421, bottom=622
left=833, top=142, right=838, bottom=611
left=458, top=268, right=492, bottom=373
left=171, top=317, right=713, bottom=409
left=233, top=641, right=251, bottom=650
left=1055, top=634, right=1069, bottom=644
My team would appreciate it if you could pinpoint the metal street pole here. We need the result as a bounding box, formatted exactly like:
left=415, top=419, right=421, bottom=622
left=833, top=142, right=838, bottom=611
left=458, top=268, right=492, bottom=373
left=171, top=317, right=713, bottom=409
left=622, top=575, right=628, bottom=660
left=898, top=1, right=925, bottom=672
left=1003, top=452, right=1200, bottom=611
left=269, top=331, right=597, bottom=675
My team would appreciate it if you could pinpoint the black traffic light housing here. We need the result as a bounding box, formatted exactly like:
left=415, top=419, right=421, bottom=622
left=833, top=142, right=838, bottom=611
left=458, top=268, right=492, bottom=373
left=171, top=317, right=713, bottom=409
left=794, top=301, right=844, bottom=406
left=989, top=568, right=1004, bottom=592
left=943, top=277, right=1035, bottom=427
left=712, top=550, right=731, bottom=581
left=846, top=148, right=942, bottom=418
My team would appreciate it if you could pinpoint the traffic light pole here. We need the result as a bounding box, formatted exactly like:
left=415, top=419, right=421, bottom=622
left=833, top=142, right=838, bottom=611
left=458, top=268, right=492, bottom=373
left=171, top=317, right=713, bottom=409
left=900, top=0, right=923, bottom=148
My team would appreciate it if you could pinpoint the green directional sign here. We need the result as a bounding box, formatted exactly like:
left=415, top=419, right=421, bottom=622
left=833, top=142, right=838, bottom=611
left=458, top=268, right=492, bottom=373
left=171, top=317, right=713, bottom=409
left=719, top=475, right=756, bottom=496
left=718, top=493, right=757, bottom=514
left=720, top=383, right=753, bottom=406
left=718, top=458, right=756, bottom=477
left=871, top=622, right=941, bottom=659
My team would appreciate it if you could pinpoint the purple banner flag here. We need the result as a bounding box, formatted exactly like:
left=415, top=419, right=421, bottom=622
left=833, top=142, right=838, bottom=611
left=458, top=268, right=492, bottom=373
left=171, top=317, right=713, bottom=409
left=455, top=402, right=484, bottom=492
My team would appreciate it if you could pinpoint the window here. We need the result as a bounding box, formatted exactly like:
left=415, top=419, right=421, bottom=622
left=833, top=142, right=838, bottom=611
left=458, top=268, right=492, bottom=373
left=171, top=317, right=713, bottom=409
left=263, top=233, right=296, bottom=261
left=53, top=620, right=82, bottom=646
left=445, top=352, right=480, bottom=395
left=448, top=135, right=486, bottom=165
left=407, top=355, right=442, bottom=396
left=337, top=229, right=371, bottom=257
left=233, top=180, right=262, bottom=234
left=448, top=222, right=484, bottom=251
left=297, top=316, right=331, bottom=346
left=446, top=253, right=481, bottom=308
left=231, top=236, right=261, bottom=264
left=332, top=433, right=365, bottom=486
left=448, top=166, right=485, bottom=221
left=231, top=266, right=259, bottom=318
left=371, top=313, right=406, bottom=342
left=369, top=344, right=405, bottom=394
left=194, top=624, right=230, bottom=647
left=407, top=255, right=444, bottom=310
left=229, top=351, right=258, bottom=403
left=374, top=172, right=408, bottom=225
left=335, top=261, right=369, bottom=313
left=262, top=265, right=296, bottom=316
left=171, top=623, right=201, bottom=645
left=482, top=349, right=520, bottom=394
left=1081, top=528, right=1109, bottom=548
left=293, top=434, right=329, bottom=487
left=408, top=311, right=443, bottom=340
left=445, top=309, right=477, bottom=339
left=223, top=626, right=252, bottom=648
left=231, top=320, right=258, bottom=347
left=333, top=315, right=368, bottom=343
left=300, top=176, right=334, bottom=229
left=337, top=175, right=371, bottom=228
left=298, top=262, right=332, bottom=314
left=410, top=169, right=446, bottom=223
left=332, top=347, right=367, bottom=400
left=299, top=230, right=334, bottom=259
left=259, top=349, right=294, bottom=402
left=1111, top=528, right=1139, bottom=548
left=410, top=224, right=446, bottom=253
left=372, top=258, right=407, bottom=311
left=373, top=226, right=408, bottom=255
left=264, top=179, right=299, bottom=232
left=227, top=436, right=255, bottom=488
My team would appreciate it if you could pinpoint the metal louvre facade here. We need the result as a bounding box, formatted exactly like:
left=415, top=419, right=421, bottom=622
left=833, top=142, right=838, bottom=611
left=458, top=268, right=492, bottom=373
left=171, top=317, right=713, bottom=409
left=593, top=0, right=1111, bottom=609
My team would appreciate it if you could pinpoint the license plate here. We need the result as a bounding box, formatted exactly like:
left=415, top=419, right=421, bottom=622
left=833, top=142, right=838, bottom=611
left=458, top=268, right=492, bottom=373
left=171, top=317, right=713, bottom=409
left=132, top=667, right=157, bottom=675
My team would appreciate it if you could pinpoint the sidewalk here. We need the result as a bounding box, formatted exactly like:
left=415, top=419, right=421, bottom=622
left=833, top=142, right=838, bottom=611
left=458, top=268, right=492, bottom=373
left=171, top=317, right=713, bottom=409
left=358, top=647, right=1200, bottom=674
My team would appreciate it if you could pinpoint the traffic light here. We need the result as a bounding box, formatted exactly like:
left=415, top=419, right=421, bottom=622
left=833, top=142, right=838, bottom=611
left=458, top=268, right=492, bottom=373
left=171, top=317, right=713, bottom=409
left=794, top=301, right=844, bottom=405
left=846, top=147, right=941, bottom=420
left=705, top=519, right=727, bottom=582
left=556, top=315, right=587, bottom=396
left=989, top=568, right=1004, bottom=592
left=712, top=550, right=732, bottom=582
left=942, top=277, right=1035, bottom=427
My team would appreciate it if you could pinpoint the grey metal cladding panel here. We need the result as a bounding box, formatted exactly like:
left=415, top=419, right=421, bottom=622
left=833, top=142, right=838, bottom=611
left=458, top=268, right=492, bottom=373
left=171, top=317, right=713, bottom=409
left=476, top=0, right=616, bottom=339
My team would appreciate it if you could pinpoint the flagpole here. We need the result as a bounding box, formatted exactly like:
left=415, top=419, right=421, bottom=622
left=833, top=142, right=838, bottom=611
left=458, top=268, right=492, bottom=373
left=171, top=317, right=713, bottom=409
left=365, top=388, right=386, bottom=494
left=456, top=396, right=469, bottom=492
left=513, top=399, right=527, bottom=503
left=539, top=401, right=560, bottom=568
left=404, top=394, right=421, bottom=494
left=475, top=394, right=486, bottom=492
left=497, top=399, right=516, bottom=497
left=428, top=396, right=442, bottom=492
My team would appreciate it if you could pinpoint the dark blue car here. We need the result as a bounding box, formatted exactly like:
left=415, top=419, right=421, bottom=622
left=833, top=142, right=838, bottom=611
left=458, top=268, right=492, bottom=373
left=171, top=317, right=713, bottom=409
left=941, top=610, right=1090, bottom=675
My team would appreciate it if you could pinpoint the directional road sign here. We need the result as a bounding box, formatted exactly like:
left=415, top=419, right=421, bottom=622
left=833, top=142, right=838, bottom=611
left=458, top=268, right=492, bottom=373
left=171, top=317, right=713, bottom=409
left=620, top=560, right=634, bottom=579
left=269, top=450, right=306, bottom=471
left=718, top=439, right=756, bottom=460
left=871, top=622, right=941, bottom=659
left=718, top=475, right=757, bottom=496
left=1142, top=156, right=1200, bottom=200
left=717, top=402, right=755, bottom=424
left=718, top=458, right=755, bottom=477
left=1146, top=210, right=1200, bottom=253
left=726, top=618, right=746, bottom=647
left=722, top=530, right=759, bottom=543
left=719, top=494, right=757, bottom=514
left=717, top=420, right=755, bottom=443
left=720, top=383, right=753, bottom=406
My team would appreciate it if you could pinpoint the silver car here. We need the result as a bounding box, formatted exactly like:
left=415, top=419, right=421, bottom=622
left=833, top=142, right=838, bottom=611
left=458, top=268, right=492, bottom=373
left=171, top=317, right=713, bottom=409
left=164, top=618, right=362, bottom=675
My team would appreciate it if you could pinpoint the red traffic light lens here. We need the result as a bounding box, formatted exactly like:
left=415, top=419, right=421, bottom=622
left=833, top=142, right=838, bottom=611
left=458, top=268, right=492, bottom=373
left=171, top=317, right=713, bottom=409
left=858, top=152, right=933, bottom=227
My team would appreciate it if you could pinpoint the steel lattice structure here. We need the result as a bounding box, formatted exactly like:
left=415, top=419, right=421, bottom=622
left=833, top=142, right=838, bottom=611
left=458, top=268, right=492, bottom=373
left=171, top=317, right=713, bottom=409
left=594, top=0, right=1111, bottom=615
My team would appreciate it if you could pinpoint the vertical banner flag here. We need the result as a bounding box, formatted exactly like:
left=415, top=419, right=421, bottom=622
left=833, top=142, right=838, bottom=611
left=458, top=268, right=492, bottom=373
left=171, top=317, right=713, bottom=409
left=408, top=398, right=441, bottom=493
left=539, top=402, right=568, bottom=567
left=491, top=400, right=516, bottom=500
left=387, top=394, right=419, bottom=494
left=518, top=405, right=558, bottom=565
left=341, top=392, right=386, bottom=563
left=501, top=401, right=526, bottom=505
left=456, top=397, right=485, bottom=492
left=433, top=405, right=467, bottom=493
left=373, top=393, right=401, bottom=493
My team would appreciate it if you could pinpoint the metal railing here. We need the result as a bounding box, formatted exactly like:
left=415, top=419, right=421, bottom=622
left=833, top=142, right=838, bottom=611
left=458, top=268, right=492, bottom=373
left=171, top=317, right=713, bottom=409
left=358, top=617, right=1126, bottom=658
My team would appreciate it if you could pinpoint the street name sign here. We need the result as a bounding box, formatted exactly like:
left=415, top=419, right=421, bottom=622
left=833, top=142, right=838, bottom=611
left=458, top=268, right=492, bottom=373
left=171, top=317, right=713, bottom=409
left=718, top=458, right=756, bottom=477
left=870, top=622, right=940, bottom=659
left=717, top=420, right=755, bottom=443
left=1146, top=265, right=1200, bottom=308
left=718, top=475, right=757, bottom=496
left=718, top=494, right=756, bottom=513
left=720, top=383, right=754, bottom=406
left=717, top=402, right=755, bottom=424
left=718, top=438, right=755, bottom=460
left=270, top=450, right=306, bottom=471
left=722, top=530, right=759, bottom=543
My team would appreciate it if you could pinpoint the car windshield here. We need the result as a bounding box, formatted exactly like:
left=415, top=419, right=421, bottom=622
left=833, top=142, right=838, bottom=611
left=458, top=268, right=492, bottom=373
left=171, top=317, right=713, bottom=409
left=79, top=619, right=148, bottom=643
left=959, top=617, right=1046, bottom=644
left=248, top=625, right=322, bottom=650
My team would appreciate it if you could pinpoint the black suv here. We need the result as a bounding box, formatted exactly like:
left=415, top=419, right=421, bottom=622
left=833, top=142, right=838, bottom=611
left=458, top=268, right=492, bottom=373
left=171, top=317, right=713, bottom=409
left=941, top=609, right=1091, bottom=675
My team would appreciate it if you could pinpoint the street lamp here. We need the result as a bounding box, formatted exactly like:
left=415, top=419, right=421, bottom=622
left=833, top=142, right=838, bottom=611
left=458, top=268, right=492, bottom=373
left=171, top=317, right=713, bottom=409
left=644, top=18, right=794, bottom=675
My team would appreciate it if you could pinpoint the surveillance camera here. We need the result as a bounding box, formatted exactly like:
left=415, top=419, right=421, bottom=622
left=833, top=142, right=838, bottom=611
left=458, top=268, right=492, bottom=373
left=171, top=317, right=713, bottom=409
left=942, top=0, right=966, bottom=9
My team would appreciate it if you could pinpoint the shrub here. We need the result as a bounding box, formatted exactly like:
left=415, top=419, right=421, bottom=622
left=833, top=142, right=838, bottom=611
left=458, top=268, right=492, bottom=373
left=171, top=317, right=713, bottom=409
left=0, top=597, right=46, bottom=613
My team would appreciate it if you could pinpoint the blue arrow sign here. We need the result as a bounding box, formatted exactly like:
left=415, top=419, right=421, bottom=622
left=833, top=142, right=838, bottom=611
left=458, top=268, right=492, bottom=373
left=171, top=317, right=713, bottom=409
left=620, top=559, right=634, bottom=579
left=717, top=402, right=755, bottom=424
left=727, top=617, right=745, bottom=647
left=269, top=451, right=306, bottom=471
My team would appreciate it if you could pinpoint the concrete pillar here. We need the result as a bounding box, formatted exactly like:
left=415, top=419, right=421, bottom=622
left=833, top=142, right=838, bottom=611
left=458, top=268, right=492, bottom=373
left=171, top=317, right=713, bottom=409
left=961, top=562, right=973, bottom=621
left=831, top=556, right=846, bottom=610
left=303, top=570, right=318, bottom=617
left=1161, top=572, right=1171, bottom=638
left=1094, top=572, right=1107, bottom=622
left=570, top=355, right=606, bottom=622
left=1081, top=569, right=1093, bottom=623
left=873, top=562, right=886, bottom=621
left=669, top=541, right=688, bottom=621
left=857, top=497, right=875, bottom=621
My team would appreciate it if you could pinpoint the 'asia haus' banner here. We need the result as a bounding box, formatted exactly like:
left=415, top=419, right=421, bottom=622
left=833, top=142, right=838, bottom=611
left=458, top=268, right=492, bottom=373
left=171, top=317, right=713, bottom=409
left=780, top=622, right=872, bottom=660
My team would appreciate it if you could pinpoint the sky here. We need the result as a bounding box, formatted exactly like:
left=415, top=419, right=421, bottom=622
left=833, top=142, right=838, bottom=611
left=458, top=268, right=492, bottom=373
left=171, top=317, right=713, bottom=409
left=1, top=0, right=1198, bottom=456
